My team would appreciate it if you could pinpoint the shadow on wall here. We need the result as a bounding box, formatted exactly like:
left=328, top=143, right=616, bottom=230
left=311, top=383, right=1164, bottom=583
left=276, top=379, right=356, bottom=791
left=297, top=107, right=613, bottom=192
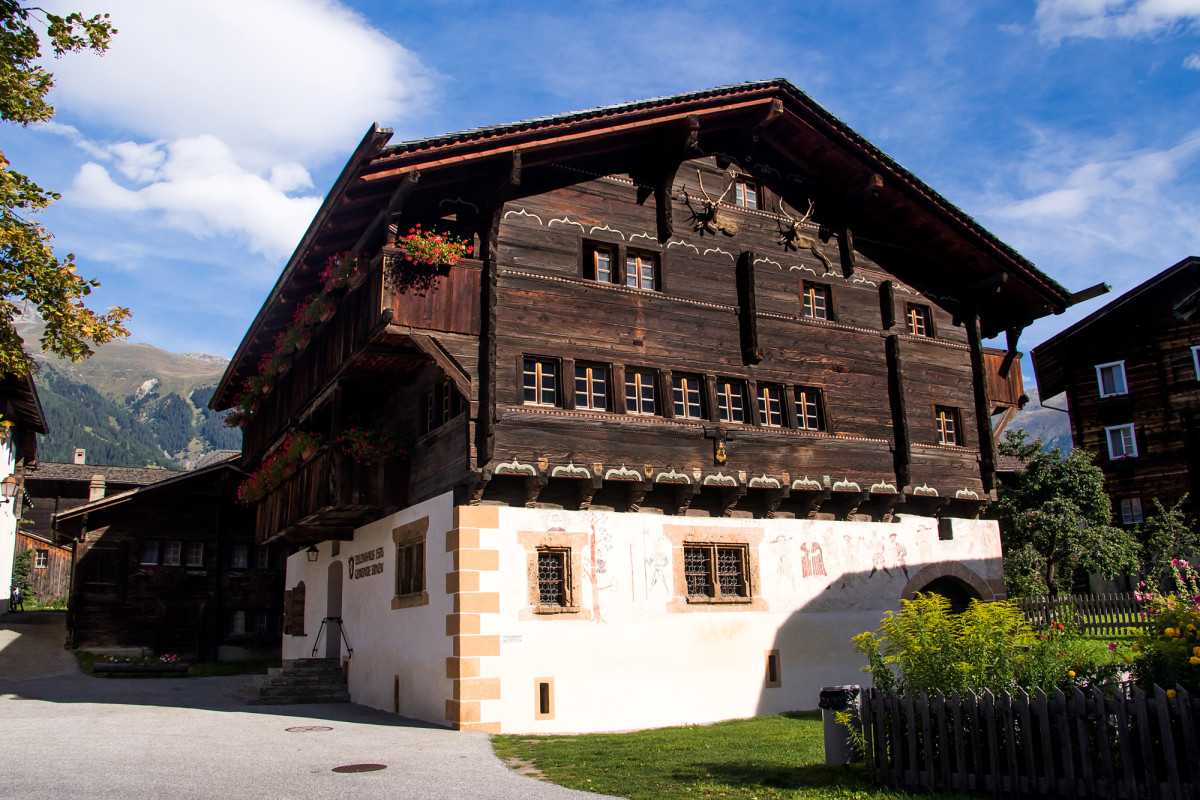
left=754, top=557, right=998, bottom=716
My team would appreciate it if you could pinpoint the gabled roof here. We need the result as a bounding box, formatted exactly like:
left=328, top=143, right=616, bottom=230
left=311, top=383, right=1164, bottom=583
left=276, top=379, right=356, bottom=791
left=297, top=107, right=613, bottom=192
left=29, top=461, right=179, bottom=486
left=0, top=370, right=47, bottom=435
left=1031, top=255, right=1200, bottom=399
left=214, top=79, right=1084, bottom=409
left=53, top=456, right=243, bottom=523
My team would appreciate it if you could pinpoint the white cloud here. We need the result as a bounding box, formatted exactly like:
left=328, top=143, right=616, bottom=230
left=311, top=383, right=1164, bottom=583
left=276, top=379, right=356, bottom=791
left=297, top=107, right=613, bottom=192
left=1186, top=52, right=1200, bottom=67
left=42, top=0, right=438, bottom=168
left=69, top=135, right=322, bottom=257
left=1034, top=0, right=1200, bottom=42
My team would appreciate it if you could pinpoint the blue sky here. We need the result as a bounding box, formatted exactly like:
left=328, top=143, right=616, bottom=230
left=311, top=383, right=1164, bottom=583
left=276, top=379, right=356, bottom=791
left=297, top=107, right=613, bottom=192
left=8, top=0, right=1200, bottom=390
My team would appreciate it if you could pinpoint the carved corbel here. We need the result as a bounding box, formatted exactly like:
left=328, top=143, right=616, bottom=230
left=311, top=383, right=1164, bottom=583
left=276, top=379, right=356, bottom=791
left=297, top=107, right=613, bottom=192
left=627, top=482, right=647, bottom=513
left=673, top=483, right=699, bottom=516
left=804, top=488, right=832, bottom=519
left=523, top=474, right=546, bottom=508
left=577, top=479, right=597, bottom=511
left=841, top=490, right=870, bottom=521
left=720, top=486, right=748, bottom=517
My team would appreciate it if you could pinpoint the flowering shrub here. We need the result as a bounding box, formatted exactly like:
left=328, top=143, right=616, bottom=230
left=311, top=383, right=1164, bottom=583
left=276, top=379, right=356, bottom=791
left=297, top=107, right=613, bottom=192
left=395, top=224, right=472, bottom=266
left=320, top=252, right=371, bottom=292
left=237, top=431, right=325, bottom=504
left=1131, top=559, right=1200, bottom=694
left=337, top=427, right=402, bottom=465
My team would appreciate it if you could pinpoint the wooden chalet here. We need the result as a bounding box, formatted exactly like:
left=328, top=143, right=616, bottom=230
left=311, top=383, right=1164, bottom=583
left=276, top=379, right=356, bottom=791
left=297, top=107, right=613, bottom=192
left=53, top=456, right=286, bottom=660
left=14, top=531, right=70, bottom=603
left=212, top=80, right=1088, bottom=543
left=1031, top=255, right=1200, bottom=524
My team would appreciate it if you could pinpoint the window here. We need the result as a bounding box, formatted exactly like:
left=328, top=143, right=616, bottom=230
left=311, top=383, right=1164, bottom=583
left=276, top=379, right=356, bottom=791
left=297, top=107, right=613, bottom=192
left=1121, top=497, right=1144, bottom=525
left=757, top=384, right=784, bottom=427
left=424, top=378, right=461, bottom=432
left=794, top=387, right=825, bottom=431
left=584, top=242, right=616, bottom=284
left=34, top=550, right=47, bottom=569
left=1106, top=424, right=1138, bottom=459
left=716, top=379, right=746, bottom=423
left=230, top=543, right=248, bottom=569
left=906, top=304, right=933, bottom=337
left=1193, top=346, right=1200, bottom=380
left=139, top=540, right=159, bottom=566
left=185, top=542, right=204, bottom=567
left=255, top=546, right=270, bottom=569
left=1095, top=361, right=1128, bottom=398
left=683, top=544, right=750, bottom=600
left=734, top=180, right=758, bottom=210
left=523, top=358, right=559, bottom=407
left=163, top=541, right=181, bottom=566
left=536, top=548, right=571, bottom=606
left=574, top=363, right=608, bottom=411
left=935, top=407, right=961, bottom=446
left=250, top=611, right=269, bottom=633
left=624, top=251, right=658, bottom=291
left=625, top=368, right=657, bottom=415
left=673, top=374, right=705, bottom=419
left=802, top=283, right=830, bottom=320
left=392, top=516, right=429, bottom=610
left=231, top=609, right=246, bottom=635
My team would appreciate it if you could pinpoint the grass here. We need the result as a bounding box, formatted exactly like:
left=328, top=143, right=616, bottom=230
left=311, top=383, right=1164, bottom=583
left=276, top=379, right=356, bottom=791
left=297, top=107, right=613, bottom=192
left=492, top=711, right=964, bottom=800
left=75, top=651, right=279, bottom=679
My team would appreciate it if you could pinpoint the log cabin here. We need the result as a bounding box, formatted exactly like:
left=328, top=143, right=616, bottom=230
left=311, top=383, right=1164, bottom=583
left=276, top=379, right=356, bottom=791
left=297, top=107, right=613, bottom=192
left=211, top=80, right=1095, bottom=731
left=1031, top=255, right=1200, bottom=525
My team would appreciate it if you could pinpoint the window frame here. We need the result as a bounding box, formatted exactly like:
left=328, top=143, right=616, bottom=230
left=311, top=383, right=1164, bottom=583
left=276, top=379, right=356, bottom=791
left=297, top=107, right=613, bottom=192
left=574, top=362, right=609, bottom=411
left=1106, top=423, right=1138, bottom=460
left=801, top=282, right=832, bottom=321
left=139, top=540, right=159, bottom=566
left=163, top=541, right=182, bottom=567
left=757, top=384, right=785, bottom=427
left=1120, top=497, right=1144, bottom=525
left=185, top=542, right=204, bottom=568
left=935, top=406, right=962, bottom=447
left=682, top=543, right=752, bottom=604
left=392, top=517, right=429, bottom=610
left=733, top=179, right=759, bottom=210
left=794, top=386, right=826, bottom=432
left=672, top=374, right=705, bottom=420
left=624, top=367, right=658, bottom=416
left=230, top=543, right=248, bottom=569
left=624, top=249, right=659, bottom=291
left=1193, top=346, right=1200, bottom=381
left=716, top=378, right=747, bottom=424
left=583, top=241, right=617, bottom=284
left=906, top=303, right=934, bottom=338
left=34, top=549, right=47, bottom=569
left=535, top=547, right=572, bottom=608
left=522, top=357, right=560, bottom=408
left=1095, top=360, right=1128, bottom=398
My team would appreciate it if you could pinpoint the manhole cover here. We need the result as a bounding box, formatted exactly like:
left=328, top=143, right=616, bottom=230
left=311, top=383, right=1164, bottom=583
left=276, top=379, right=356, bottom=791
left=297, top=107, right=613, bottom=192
left=332, top=764, right=387, bottom=773
left=285, top=726, right=333, bottom=733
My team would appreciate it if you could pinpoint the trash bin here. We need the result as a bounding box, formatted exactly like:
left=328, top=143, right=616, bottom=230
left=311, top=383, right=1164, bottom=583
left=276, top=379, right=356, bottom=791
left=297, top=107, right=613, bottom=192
left=818, top=685, right=861, bottom=765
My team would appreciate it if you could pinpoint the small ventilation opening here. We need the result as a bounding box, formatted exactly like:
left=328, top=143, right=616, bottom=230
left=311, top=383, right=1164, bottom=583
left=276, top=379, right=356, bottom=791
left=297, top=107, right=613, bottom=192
left=538, top=682, right=551, bottom=715
left=765, top=650, right=781, bottom=688
left=535, top=677, right=555, bottom=720
left=393, top=675, right=400, bottom=714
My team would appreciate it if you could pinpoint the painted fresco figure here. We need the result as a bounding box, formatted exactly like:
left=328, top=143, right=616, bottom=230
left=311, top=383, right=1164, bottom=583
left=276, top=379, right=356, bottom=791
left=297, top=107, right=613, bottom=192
left=889, top=533, right=909, bottom=580
left=807, top=542, right=827, bottom=577
left=869, top=536, right=889, bottom=578
left=769, top=536, right=796, bottom=591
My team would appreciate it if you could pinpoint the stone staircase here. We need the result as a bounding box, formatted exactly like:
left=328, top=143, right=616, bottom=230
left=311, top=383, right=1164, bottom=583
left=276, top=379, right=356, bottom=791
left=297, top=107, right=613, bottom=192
left=234, top=658, right=350, bottom=705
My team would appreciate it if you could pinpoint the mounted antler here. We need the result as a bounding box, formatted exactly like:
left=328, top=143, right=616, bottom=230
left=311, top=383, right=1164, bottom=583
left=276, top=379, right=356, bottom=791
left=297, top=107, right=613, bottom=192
left=776, top=199, right=833, bottom=272
left=681, top=169, right=736, bottom=236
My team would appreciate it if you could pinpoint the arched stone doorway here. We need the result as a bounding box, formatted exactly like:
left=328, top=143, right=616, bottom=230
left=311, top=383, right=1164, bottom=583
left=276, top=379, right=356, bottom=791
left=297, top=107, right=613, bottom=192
left=901, top=561, right=996, bottom=612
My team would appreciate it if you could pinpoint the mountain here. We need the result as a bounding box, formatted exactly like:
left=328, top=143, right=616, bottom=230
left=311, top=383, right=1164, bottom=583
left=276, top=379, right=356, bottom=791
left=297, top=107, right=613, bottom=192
left=19, top=314, right=241, bottom=469
left=1003, top=385, right=1074, bottom=453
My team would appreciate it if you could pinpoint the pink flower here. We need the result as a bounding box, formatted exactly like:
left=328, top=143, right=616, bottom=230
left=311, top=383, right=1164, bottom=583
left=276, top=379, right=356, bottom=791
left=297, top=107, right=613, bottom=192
left=1108, top=642, right=1118, bottom=652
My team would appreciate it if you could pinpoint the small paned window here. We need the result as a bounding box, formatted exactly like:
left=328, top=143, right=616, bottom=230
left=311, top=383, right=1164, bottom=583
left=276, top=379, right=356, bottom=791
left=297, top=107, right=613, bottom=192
left=523, top=358, right=559, bottom=407
left=251, top=611, right=269, bottom=633
left=734, top=180, right=758, bottom=210
left=907, top=304, right=933, bottom=337
left=1095, top=361, right=1128, bottom=398
left=163, top=541, right=182, bottom=567
left=673, top=375, right=705, bottom=420
left=231, top=610, right=246, bottom=635
left=185, top=542, right=204, bottom=568
left=584, top=242, right=616, bottom=284
left=230, top=544, right=248, bottom=569
left=140, top=540, right=159, bottom=566
left=255, top=546, right=270, bottom=569
left=396, top=539, right=425, bottom=596
left=1192, top=346, right=1200, bottom=380
left=625, top=369, right=657, bottom=415
left=757, top=385, right=784, bottom=427
left=802, top=283, right=830, bottom=320
left=424, top=379, right=460, bottom=432
left=683, top=544, right=750, bottom=599
left=34, top=550, right=47, bottom=569
left=1106, top=424, right=1138, bottom=459
left=716, top=379, right=746, bottom=423
left=794, top=387, right=825, bottom=431
left=625, top=251, right=658, bottom=291
left=537, top=548, right=570, bottom=606
left=1121, top=497, right=1144, bottom=525
left=574, top=363, right=608, bottom=411
left=935, top=407, right=961, bottom=446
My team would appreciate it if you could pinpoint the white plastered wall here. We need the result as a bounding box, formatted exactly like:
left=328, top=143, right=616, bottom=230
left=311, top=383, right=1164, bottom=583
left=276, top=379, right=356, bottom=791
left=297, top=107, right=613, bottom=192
left=0, top=436, right=17, bottom=611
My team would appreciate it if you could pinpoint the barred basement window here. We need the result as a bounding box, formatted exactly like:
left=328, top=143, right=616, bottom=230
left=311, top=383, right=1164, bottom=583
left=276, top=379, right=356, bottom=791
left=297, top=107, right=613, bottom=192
left=683, top=544, right=750, bottom=600
left=537, top=548, right=570, bottom=606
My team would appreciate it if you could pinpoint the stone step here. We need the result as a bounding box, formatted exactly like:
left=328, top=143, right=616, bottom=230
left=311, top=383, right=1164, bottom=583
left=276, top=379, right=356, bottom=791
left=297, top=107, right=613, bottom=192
left=281, top=658, right=341, bottom=670
left=251, top=674, right=345, bottom=688
left=233, top=692, right=351, bottom=706
left=238, top=682, right=350, bottom=698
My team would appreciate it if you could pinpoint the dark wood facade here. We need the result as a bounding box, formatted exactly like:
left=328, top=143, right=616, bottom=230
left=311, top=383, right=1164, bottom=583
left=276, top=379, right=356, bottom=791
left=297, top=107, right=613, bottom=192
left=15, top=531, right=70, bottom=602
left=53, top=459, right=285, bottom=659
left=1031, top=256, right=1200, bottom=524
left=212, top=81, right=1085, bottom=545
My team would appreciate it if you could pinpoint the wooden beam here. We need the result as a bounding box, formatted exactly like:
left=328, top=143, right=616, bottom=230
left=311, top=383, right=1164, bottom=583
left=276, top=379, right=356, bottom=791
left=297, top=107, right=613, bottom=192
left=886, top=335, right=911, bottom=489
left=880, top=281, right=896, bottom=329
left=405, top=333, right=472, bottom=400
left=476, top=205, right=503, bottom=468
left=838, top=224, right=856, bottom=278
left=736, top=251, right=762, bottom=365
left=966, top=313, right=997, bottom=493
left=385, top=170, right=421, bottom=219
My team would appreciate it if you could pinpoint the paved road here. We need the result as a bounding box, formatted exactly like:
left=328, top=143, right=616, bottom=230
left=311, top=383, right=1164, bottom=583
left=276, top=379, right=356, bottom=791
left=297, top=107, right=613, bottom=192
left=0, top=612, right=617, bottom=800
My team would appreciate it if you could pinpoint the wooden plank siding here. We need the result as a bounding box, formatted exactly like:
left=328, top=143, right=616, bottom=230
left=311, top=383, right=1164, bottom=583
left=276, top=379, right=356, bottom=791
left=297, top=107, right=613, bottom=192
left=15, top=532, right=70, bottom=602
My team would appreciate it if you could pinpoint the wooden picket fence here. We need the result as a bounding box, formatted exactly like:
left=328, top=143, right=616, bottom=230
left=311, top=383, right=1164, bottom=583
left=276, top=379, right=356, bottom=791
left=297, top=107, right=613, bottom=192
left=860, top=684, right=1200, bottom=799
left=1014, top=593, right=1151, bottom=636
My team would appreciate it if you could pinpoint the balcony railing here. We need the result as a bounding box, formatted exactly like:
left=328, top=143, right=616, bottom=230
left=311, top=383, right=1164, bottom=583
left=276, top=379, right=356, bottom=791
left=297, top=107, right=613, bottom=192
left=254, top=445, right=407, bottom=544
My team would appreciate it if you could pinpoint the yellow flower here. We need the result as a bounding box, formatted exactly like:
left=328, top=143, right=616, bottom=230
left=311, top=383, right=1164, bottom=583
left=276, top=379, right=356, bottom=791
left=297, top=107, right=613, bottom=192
left=1193, top=646, right=1200, bottom=657
left=1068, top=671, right=1076, bottom=677
left=1168, top=689, right=1178, bottom=699
left=1190, top=657, right=1200, bottom=665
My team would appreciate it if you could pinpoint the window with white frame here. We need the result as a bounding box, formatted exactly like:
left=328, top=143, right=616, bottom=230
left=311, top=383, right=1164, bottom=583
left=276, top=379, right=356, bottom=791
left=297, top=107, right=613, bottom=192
left=1120, top=497, right=1144, bottom=525
left=140, top=540, right=159, bottom=565
left=34, top=550, right=47, bottom=569
left=734, top=180, right=758, bottom=210
left=794, top=387, right=825, bottom=431
left=1106, top=424, right=1138, bottom=459
left=230, top=543, right=248, bottom=569
left=624, top=251, right=658, bottom=291
left=624, top=368, right=657, bottom=415
left=163, top=541, right=182, bottom=566
left=185, top=542, right=204, bottom=567
left=1095, top=361, right=1128, bottom=398
left=802, top=283, right=831, bottom=320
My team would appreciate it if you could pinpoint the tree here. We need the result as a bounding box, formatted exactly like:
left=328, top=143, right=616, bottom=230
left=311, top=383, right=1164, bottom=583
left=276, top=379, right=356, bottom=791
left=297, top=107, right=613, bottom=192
left=992, top=429, right=1138, bottom=596
left=1137, top=496, right=1200, bottom=586
left=0, top=1, right=129, bottom=376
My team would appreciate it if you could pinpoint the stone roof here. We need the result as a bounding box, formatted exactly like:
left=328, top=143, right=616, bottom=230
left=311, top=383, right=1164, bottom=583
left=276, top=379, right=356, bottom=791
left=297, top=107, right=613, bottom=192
left=28, top=461, right=179, bottom=486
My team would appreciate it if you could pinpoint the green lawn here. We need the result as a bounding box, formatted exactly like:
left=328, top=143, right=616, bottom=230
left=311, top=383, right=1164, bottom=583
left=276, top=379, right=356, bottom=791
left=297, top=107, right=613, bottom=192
left=492, top=711, right=960, bottom=800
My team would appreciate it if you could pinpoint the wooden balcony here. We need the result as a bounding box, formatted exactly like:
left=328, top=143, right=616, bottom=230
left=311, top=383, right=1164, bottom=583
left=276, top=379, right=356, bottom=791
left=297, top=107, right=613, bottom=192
left=254, top=445, right=407, bottom=544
